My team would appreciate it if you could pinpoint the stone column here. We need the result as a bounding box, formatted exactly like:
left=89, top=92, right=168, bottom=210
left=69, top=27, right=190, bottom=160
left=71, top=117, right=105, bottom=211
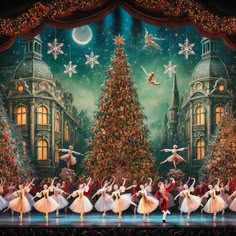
left=8, top=102, right=13, bottom=120
left=61, top=111, right=64, bottom=148
left=30, top=100, right=35, bottom=160
left=189, top=102, right=193, bottom=168
left=51, top=102, right=55, bottom=165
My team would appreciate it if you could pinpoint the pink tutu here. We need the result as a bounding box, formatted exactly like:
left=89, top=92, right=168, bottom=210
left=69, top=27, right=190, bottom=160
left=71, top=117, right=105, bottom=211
left=203, top=196, right=227, bottom=213
left=94, top=193, right=114, bottom=212
left=34, top=196, right=60, bottom=213
left=112, top=193, right=132, bottom=213
left=69, top=195, right=93, bottom=213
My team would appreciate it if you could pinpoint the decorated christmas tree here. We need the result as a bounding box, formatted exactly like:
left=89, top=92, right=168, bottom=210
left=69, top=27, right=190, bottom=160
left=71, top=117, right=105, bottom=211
left=83, top=35, right=157, bottom=182
left=0, top=96, right=34, bottom=183
left=199, top=107, right=236, bottom=183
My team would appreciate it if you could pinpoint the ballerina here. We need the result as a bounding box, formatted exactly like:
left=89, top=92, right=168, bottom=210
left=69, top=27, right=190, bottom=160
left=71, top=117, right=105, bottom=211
left=51, top=182, right=70, bottom=217
left=160, top=144, right=188, bottom=169
left=8, top=178, right=35, bottom=222
left=58, top=145, right=83, bottom=168
left=228, top=190, right=236, bottom=212
left=92, top=177, right=116, bottom=217
left=154, top=178, right=175, bottom=223
left=218, top=179, right=232, bottom=209
left=67, top=177, right=93, bottom=220
left=33, top=177, right=60, bottom=221
left=176, top=177, right=190, bottom=213
left=107, top=178, right=137, bottom=220
left=201, top=178, right=227, bottom=221
left=144, top=28, right=164, bottom=50
left=24, top=178, right=36, bottom=207
left=140, top=66, right=160, bottom=86
left=174, top=178, right=202, bottom=221
left=133, top=178, right=159, bottom=220
left=0, top=178, right=8, bottom=211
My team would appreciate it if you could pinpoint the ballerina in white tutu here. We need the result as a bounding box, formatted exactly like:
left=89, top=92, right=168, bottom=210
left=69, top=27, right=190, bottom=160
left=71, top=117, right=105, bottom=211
left=58, top=145, right=83, bottom=168
left=51, top=182, right=70, bottom=217
left=92, top=176, right=116, bottom=217
left=67, top=177, right=93, bottom=220
left=0, top=178, right=8, bottom=211
left=107, top=178, right=137, bottom=220
left=219, top=179, right=232, bottom=211
left=174, top=177, right=202, bottom=221
left=133, top=177, right=159, bottom=220
left=33, top=177, right=60, bottom=221
left=8, top=178, right=35, bottom=222
left=160, top=144, right=188, bottom=169
left=201, top=178, right=227, bottom=221
left=228, top=190, right=236, bottom=212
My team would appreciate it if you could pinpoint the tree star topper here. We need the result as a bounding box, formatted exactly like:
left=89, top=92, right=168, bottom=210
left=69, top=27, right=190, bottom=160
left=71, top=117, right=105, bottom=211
left=47, top=38, right=64, bottom=60
left=64, top=61, right=77, bottom=77
left=178, top=38, right=195, bottom=60
left=114, top=34, right=125, bottom=46
left=85, top=52, right=99, bottom=69
left=164, top=61, right=176, bottom=79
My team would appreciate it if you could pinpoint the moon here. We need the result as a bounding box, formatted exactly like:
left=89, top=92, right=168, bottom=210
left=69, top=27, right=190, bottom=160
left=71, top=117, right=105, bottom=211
left=72, top=26, right=92, bottom=45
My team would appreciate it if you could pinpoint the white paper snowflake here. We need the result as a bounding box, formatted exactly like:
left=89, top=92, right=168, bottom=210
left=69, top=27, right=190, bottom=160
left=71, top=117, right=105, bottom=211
left=85, top=52, right=99, bottom=69
left=64, top=61, right=77, bottom=77
left=164, top=61, right=176, bottom=78
left=47, top=38, right=64, bottom=60
left=178, top=38, right=195, bottom=60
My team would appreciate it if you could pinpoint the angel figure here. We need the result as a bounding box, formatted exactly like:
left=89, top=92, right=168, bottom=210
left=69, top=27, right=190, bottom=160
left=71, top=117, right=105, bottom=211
left=58, top=145, right=83, bottom=168
left=160, top=144, right=188, bottom=169
left=141, top=66, right=160, bottom=86
left=144, top=28, right=164, bottom=50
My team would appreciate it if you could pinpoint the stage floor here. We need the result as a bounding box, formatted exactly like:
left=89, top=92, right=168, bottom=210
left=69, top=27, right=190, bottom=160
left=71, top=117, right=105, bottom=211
left=0, top=211, right=235, bottom=228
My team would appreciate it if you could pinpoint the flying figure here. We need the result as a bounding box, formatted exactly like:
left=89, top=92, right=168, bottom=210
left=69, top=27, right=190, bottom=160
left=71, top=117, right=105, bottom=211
left=144, top=28, right=164, bottom=50
left=141, top=66, right=160, bottom=86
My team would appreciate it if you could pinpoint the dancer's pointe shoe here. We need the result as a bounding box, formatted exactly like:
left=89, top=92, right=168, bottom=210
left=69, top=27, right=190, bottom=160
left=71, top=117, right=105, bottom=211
left=166, top=210, right=171, bottom=215
left=118, top=216, right=122, bottom=220
left=102, top=212, right=106, bottom=217
left=186, top=216, right=190, bottom=221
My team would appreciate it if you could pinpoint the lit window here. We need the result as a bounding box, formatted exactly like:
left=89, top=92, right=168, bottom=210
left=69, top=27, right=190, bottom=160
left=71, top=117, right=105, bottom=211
left=55, top=112, right=60, bottom=132
left=65, top=123, right=70, bottom=141
left=55, top=144, right=59, bottom=165
left=196, top=139, right=205, bottom=160
left=218, top=84, right=224, bottom=92
left=195, top=106, right=205, bottom=125
left=16, top=105, right=27, bottom=125
left=37, top=105, right=48, bottom=125
left=215, top=106, right=224, bottom=125
left=37, top=139, right=48, bottom=160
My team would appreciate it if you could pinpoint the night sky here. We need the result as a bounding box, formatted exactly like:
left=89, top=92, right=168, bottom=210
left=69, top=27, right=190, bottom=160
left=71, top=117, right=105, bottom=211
left=0, top=7, right=235, bottom=141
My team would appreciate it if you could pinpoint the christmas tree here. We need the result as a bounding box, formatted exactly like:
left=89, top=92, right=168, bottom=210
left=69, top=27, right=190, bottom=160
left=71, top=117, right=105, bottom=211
left=0, top=96, right=34, bottom=183
left=83, top=35, right=156, bottom=181
left=199, top=107, right=236, bottom=183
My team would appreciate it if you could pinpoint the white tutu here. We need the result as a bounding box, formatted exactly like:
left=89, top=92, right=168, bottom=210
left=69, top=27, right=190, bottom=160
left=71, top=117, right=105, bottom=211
left=94, top=193, right=114, bottom=212
left=0, top=196, right=8, bottom=211
left=69, top=195, right=93, bottom=213
left=137, top=195, right=159, bottom=214
left=229, top=197, right=236, bottom=212
left=203, top=195, right=227, bottom=213
left=112, top=193, right=132, bottom=213
left=219, top=193, right=232, bottom=207
left=51, top=194, right=69, bottom=209
left=25, top=192, right=35, bottom=206
left=34, top=196, right=60, bottom=213
left=180, top=195, right=201, bottom=213
left=60, top=154, right=76, bottom=165
left=9, top=196, right=31, bottom=213
left=4, top=192, right=14, bottom=202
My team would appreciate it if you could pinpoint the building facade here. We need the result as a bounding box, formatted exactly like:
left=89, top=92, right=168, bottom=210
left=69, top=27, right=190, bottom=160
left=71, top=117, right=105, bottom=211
left=164, top=38, right=234, bottom=175
left=3, top=35, right=80, bottom=177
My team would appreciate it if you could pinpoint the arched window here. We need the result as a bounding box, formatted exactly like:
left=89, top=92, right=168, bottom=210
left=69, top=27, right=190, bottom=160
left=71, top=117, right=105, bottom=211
left=215, top=106, right=224, bottom=125
left=55, top=144, right=59, bottom=165
left=196, top=139, right=205, bottom=160
left=65, top=123, right=70, bottom=141
left=16, top=105, right=27, bottom=125
left=195, top=106, right=205, bottom=125
left=55, top=112, right=60, bottom=132
left=37, top=139, right=48, bottom=160
left=37, top=105, right=48, bottom=125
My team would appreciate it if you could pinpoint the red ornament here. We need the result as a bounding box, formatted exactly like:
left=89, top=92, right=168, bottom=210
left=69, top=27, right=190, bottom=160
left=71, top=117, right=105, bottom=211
left=30, top=16, right=37, bottom=22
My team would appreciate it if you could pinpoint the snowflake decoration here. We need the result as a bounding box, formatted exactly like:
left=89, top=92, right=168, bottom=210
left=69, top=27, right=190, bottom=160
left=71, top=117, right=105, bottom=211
left=114, top=34, right=125, bottom=46
left=47, top=38, right=64, bottom=60
left=164, top=61, right=176, bottom=78
left=178, top=38, right=195, bottom=60
left=64, top=61, right=77, bottom=77
left=85, top=52, right=99, bottom=69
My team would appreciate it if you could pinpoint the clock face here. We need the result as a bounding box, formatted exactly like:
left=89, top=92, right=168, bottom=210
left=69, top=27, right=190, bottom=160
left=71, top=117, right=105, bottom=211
left=218, top=84, right=224, bottom=92
left=17, top=85, right=24, bottom=92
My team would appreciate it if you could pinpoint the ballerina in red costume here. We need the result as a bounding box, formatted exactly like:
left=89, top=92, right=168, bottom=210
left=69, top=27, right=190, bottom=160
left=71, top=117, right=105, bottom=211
left=160, top=145, right=188, bottom=169
left=154, top=177, right=175, bottom=223
left=58, top=145, right=83, bottom=168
